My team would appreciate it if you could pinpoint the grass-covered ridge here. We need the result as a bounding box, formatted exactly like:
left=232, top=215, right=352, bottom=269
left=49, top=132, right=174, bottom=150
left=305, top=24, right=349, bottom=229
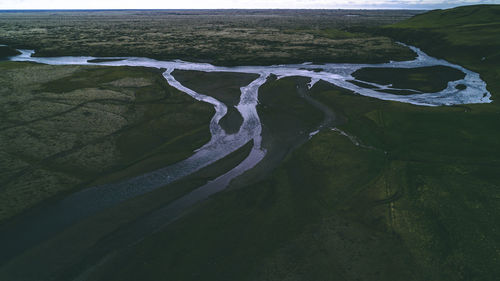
left=382, top=4, right=500, bottom=78
left=391, top=4, right=500, bottom=29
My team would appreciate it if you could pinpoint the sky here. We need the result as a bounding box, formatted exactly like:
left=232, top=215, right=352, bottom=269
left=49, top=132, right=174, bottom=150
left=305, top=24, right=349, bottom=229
left=0, top=0, right=498, bottom=10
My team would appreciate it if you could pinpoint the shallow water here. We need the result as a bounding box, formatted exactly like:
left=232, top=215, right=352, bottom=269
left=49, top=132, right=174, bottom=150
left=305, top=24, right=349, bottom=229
left=0, top=46, right=491, bottom=267
left=9, top=45, right=491, bottom=196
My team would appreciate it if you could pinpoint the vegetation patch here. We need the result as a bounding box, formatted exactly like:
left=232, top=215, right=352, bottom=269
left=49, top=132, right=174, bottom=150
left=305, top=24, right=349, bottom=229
left=309, top=79, right=500, bottom=281
left=352, top=65, right=465, bottom=93
left=0, top=46, right=20, bottom=58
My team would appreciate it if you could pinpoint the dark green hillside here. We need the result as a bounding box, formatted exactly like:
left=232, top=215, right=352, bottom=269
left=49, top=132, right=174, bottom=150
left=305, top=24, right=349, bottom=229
left=394, top=4, right=500, bottom=27
left=383, top=5, right=500, bottom=77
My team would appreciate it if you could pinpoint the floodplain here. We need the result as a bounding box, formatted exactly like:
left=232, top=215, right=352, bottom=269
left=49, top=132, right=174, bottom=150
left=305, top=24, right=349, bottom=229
left=0, top=6, right=499, bottom=281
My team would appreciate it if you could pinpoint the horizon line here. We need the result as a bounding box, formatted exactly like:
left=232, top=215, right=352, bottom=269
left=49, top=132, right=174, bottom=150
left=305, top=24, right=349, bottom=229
left=0, top=8, right=431, bottom=10
left=0, top=4, right=495, bottom=11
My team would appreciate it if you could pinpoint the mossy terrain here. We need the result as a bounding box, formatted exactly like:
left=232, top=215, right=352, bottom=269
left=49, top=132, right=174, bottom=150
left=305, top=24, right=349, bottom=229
left=0, top=10, right=421, bottom=65
left=85, top=132, right=413, bottom=281
left=81, top=84, right=421, bottom=281
left=0, top=62, right=213, bottom=222
left=352, top=65, right=465, bottom=93
left=310, top=83, right=500, bottom=281
left=73, top=6, right=500, bottom=281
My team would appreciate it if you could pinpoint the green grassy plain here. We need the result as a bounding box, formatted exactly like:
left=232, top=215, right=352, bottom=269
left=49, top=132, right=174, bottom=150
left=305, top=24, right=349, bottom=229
left=84, top=79, right=500, bottom=281
left=81, top=82, right=420, bottom=281
left=313, top=84, right=500, bottom=281
left=0, top=62, right=213, bottom=222
left=74, top=5, right=500, bottom=281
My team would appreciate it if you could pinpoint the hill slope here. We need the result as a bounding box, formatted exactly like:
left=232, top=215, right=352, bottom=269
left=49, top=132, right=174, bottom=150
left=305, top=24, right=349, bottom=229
left=383, top=4, right=500, bottom=86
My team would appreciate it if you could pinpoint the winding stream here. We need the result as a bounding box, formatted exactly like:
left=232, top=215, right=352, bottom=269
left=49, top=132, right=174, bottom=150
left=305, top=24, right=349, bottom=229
left=0, top=45, right=491, bottom=270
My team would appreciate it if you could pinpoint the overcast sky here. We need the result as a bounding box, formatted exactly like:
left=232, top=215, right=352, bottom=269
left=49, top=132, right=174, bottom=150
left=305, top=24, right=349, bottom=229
left=0, top=0, right=498, bottom=10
